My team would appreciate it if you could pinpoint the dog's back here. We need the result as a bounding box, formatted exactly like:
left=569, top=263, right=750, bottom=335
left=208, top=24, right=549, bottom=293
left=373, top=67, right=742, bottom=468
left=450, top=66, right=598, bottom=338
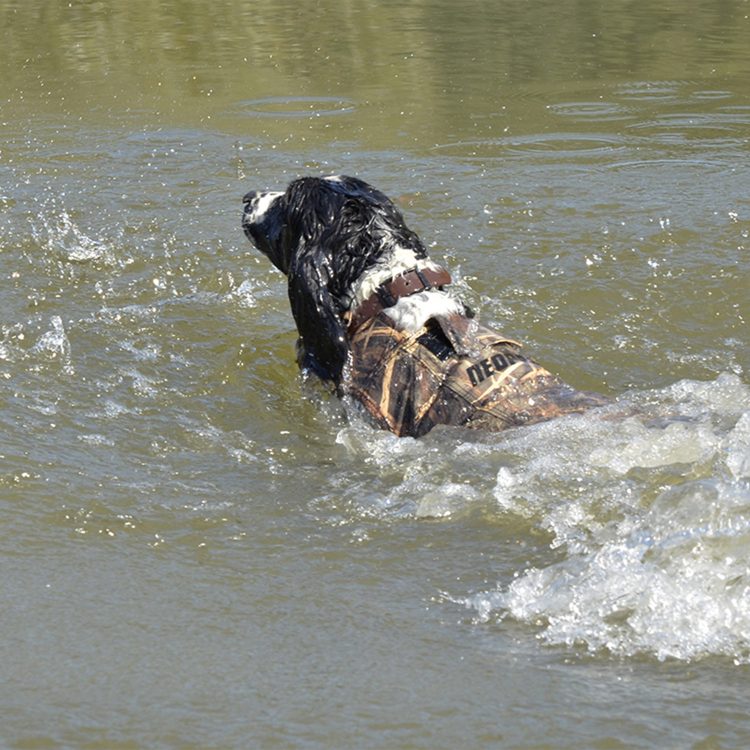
left=347, top=312, right=608, bottom=437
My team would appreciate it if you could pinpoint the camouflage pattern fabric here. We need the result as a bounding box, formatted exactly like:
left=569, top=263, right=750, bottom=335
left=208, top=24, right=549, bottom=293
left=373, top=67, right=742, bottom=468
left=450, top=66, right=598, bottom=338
left=345, top=312, right=607, bottom=437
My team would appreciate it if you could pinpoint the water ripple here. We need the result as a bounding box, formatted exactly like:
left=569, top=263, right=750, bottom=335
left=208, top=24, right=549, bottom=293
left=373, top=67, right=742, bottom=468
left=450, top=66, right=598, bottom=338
left=431, top=132, right=628, bottom=161
left=546, top=100, right=634, bottom=121
left=232, top=96, right=356, bottom=119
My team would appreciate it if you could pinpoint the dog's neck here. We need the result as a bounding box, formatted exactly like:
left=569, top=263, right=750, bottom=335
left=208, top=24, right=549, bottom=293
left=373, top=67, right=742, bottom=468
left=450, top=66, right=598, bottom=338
left=348, top=246, right=463, bottom=333
left=350, top=246, right=444, bottom=306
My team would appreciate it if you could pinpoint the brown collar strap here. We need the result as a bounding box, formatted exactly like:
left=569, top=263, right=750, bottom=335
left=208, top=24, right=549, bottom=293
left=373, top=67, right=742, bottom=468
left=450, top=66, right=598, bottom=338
left=347, top=266, right=452, bottom=333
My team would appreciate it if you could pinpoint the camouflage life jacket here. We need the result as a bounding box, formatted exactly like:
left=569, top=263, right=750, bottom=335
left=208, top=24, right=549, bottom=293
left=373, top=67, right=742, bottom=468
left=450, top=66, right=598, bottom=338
left=345, top=312, right=606, bottom=437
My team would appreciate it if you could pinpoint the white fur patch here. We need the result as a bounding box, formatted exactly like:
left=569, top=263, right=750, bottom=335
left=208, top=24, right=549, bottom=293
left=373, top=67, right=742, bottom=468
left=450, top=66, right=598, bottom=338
left=385, top=289, right=463, bottom=333
left=246, top=191, right=283, bottom=224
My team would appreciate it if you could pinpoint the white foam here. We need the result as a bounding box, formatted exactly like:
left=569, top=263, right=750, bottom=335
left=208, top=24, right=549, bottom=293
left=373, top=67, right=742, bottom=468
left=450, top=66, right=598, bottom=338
left=459, top=374, right=750, bottom=662
left=726, top=412, right=750, bottom=480
left=339, top=372, right=750, bottom=662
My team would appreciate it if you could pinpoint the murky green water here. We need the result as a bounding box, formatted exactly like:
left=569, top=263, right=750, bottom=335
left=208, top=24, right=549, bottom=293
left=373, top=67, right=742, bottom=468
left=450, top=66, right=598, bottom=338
left=2, top=1, right=750, bottom=748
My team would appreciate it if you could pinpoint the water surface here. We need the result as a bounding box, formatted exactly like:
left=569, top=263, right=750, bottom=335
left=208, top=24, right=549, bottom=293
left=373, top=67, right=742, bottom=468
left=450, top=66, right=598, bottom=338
left=2, top=1, right=750, bottom=748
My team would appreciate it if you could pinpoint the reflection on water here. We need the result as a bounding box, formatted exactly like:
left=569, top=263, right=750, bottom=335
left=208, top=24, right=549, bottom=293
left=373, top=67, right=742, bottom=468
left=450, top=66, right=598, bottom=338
left=2, top=0, right=750, bottom=748
left=3, top=0, right=750, bottom=139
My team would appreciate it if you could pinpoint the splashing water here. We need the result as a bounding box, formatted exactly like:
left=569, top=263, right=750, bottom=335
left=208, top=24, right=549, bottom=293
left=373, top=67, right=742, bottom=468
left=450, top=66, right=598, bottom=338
left=449, top=373, right=750, bottom=663
left=32, top=206, right=117, bottom=265
left=337, top=372, right=750, bottom=662
left=31, top=315, right=74, bottom=374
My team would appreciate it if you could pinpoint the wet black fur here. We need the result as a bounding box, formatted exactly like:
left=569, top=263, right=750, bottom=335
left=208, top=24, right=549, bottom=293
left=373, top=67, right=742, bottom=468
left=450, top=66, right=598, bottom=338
left=242, top=176, right=428, bottom=383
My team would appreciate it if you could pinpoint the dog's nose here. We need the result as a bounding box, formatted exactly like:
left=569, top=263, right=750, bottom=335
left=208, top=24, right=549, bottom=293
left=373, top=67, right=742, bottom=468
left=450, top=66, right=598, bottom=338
left=242, top=190, right=258, bottom=204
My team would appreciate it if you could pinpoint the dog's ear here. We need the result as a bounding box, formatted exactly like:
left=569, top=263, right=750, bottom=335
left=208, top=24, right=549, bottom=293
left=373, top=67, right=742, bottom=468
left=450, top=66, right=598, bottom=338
left=288, top=253, right=350, bottom=383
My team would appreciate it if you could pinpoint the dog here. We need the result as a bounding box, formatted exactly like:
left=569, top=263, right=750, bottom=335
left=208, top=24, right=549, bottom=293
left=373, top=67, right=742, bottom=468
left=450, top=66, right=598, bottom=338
left=242, top=175, right=608, bottom=437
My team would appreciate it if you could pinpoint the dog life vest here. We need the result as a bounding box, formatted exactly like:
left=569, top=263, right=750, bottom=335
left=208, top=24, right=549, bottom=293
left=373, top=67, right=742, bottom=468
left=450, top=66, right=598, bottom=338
left=345, top=312, right=607, bottom=437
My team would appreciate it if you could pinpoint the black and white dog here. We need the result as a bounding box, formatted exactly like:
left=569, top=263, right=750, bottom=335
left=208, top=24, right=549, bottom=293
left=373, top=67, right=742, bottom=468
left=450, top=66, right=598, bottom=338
left=242, top=175, right=607, bottom=437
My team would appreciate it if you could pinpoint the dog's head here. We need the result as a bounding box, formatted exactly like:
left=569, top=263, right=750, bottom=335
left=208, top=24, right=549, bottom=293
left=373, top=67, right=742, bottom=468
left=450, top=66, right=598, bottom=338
left=241, top=188, right=288, bottom=272
left=242, top=175, right=426, bottom=284
left=241, top=175, right=429, bottom=382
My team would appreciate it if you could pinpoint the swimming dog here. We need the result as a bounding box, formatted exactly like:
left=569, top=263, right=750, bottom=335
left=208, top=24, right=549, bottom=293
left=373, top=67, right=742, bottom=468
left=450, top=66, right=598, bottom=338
left=242, top=175, right=607, bottom=437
